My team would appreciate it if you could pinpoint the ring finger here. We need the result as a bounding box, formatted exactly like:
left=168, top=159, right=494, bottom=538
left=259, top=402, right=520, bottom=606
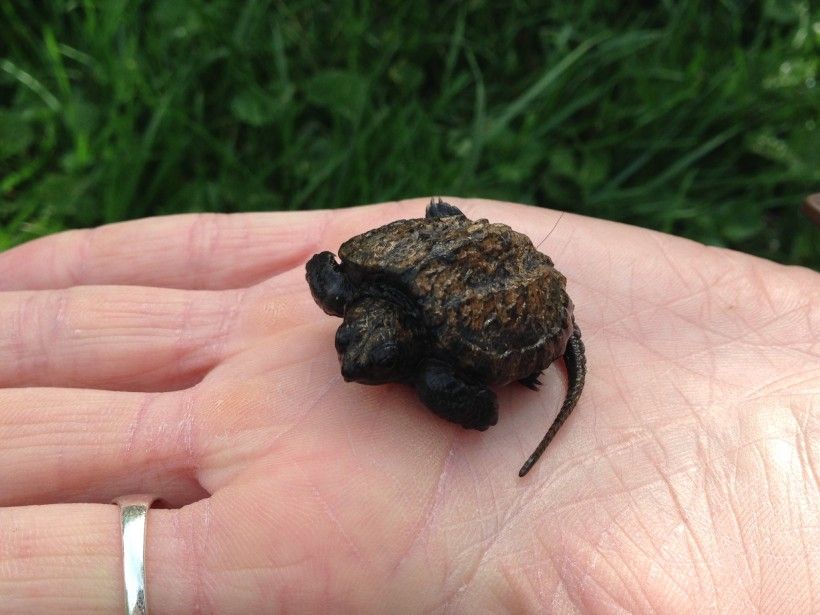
left=0, top=502, right=202, bottom=613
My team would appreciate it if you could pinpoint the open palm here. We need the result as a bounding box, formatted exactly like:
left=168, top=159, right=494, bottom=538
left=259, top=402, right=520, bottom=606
left=1, top=199, right=817, bottom=614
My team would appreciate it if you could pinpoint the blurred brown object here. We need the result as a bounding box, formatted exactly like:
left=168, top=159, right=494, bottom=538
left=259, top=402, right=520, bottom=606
left=804, top=194, right=820, bottom=227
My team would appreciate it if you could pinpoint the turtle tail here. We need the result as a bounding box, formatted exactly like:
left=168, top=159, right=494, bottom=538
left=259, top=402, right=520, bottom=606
left=518, top=320, right=586, bottom=477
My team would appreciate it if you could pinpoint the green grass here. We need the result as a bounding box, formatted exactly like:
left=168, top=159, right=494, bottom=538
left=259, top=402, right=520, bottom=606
left=1, top=1, right=818, bottom=267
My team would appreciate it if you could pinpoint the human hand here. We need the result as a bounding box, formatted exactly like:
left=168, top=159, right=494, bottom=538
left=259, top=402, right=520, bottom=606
left=0, top=199, right=817, bottom=613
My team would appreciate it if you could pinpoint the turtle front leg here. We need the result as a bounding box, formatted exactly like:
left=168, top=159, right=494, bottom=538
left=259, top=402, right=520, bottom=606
left=414, top=359, right=498, bottom=430
left=305, top=251, right=354, bottom=317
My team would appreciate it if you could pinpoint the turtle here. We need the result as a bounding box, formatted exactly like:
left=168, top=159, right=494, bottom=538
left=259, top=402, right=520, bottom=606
left=305, top=199, right=586, bottom=477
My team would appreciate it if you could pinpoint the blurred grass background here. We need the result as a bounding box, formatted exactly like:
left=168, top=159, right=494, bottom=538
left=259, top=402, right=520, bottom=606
left=1, top=1, right=818, bottom=266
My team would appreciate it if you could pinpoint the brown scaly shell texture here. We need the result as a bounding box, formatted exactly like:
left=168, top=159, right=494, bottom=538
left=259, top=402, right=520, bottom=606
left=339, top=215, right=574, bottom=385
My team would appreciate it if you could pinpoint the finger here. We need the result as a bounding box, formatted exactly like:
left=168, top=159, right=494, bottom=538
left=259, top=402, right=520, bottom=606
left=0, top=503, right=198, bottom=613
left=0, top=387, right=206, bottom=506
left=0, top=199, right=461, bottom=292
left=0, top=478, right=471, bottom=613
left=0, top=492, right=367, bottom=614
left=0, top=285, right=249, bottom=391
left=0, top=199, right=537, bottom=293
left=0, top=210, right=328, bottom=291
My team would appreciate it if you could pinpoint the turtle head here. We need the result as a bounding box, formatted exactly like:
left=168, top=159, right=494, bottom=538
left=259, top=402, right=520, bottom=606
left=306, top=251, right=355, bottom=317
left=335, top=296, right=422, bottom=384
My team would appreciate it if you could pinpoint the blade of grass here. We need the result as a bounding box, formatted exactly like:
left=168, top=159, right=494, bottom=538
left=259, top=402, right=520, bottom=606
left=485, top=35, right=605, bottom=140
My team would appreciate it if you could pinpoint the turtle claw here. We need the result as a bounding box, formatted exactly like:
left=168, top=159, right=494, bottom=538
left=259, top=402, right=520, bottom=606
left=520, top=371, right=544, bottom=391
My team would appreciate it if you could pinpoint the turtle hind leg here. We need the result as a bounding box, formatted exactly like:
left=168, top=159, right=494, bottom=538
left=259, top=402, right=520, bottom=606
left=414, top=359, right=498, bottom=430
left=519, top=321, right=586, bottom=477
left=520, top=370, right=544, bottom=391
left=426, top=198, right=465, bottom=219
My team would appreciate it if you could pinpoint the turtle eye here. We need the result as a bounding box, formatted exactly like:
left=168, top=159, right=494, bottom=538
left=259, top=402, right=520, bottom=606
left=335, top=326, right=354, bottom=353
left=372, top=344, right=398, bottom=369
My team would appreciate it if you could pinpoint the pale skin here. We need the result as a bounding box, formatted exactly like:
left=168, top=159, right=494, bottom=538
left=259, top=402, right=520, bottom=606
left=0, top=198, right=817, bottom=614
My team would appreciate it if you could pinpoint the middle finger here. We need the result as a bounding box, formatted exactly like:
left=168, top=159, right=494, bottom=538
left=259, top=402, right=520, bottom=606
left=0, top=283, right=300, bottom=391
left=0, top=386, right=208, bottom=506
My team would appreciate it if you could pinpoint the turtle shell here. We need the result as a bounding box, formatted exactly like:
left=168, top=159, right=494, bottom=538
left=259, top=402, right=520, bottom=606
left=338, top=214, right=574, bottom=385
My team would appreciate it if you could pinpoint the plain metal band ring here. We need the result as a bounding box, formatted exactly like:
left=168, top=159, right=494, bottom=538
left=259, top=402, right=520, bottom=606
left=113, top=494, right=157, bottom=615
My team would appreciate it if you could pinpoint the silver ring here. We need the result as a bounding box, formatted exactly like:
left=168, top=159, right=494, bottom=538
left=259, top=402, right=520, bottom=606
left=113, top=495, right=157, bottom=615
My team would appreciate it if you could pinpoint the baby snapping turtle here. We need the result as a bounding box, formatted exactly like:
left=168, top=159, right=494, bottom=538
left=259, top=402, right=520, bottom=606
left=306, top=200, right=586, bottom=476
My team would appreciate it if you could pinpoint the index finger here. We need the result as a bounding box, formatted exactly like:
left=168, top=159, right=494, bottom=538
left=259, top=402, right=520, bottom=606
left=0, top=210, right=328, bottom=292
left=0, top=198, right=570, bottom=292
